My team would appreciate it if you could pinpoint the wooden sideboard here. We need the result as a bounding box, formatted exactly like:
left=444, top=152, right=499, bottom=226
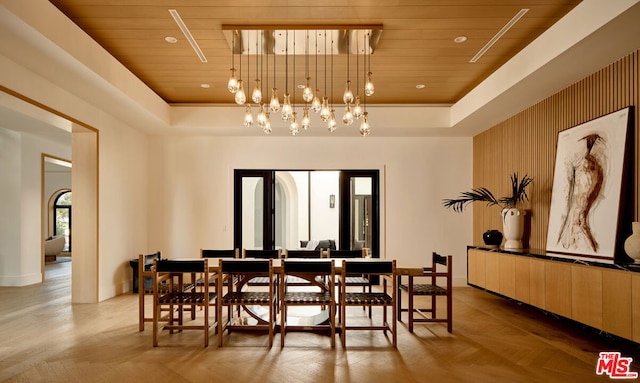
left=467, top=246, right=640, bottom=343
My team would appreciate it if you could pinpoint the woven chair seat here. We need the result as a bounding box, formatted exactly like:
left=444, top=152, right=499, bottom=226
left=400, top=283, right=447, bottom=295
left=195, top=277, right=231, bottom=286
left=282, top=291, right=333, bottom=304
left=341, top=276, right=369, bottom=285
left=144, top=282, right=194, bottom=294
left=343, top=292, right=392, bottom=305
left=247, top=276, right=270, bottom=286
left=157, top=291, right=216, bottom=305
left=222, top=291, right=272, bottom=304
left=285, top=276, right=312, bottom=285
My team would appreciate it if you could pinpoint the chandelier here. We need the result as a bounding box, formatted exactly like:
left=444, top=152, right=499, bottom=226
left=223, top=25, right=382, bottom=136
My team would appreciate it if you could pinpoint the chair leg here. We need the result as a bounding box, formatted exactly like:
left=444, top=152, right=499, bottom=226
left=396, top=275, right=403, bottom=322
left=280, top=303, right=286, bottom=348
left=139, top=290, right=145, bottom=331
left=447, top=290, right=453, bottom=333
left=153, top=299, right=159, bottom=347
left=408, top=276, right=414, bottom=333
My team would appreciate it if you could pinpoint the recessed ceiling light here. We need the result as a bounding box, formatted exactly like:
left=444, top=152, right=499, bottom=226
left=165, top=36, right=178, bottom=44
left=297, top=84, right=305, bottom=89
left=454, top=36, right=467, bottom=43
left=416, top=84, right=426, bottom=89
left=200, top=83, right=210, bottom=88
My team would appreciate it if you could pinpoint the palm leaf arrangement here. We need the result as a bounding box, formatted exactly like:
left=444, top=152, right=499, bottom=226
left=442, top=173, right=534, bottom=213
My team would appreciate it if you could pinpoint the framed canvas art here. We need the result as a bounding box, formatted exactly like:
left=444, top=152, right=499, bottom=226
left=546, top=107, right=632, bottom=259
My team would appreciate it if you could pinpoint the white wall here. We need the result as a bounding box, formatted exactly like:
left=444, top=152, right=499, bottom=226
left=0, top=127, right=23, bottom=284
left=0, top=126, right=70, bottom=286
left=148, top=135, right=473, bottom=285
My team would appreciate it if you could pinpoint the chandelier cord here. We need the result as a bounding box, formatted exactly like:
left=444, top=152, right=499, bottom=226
left=346, top=32, right=350, bottom=93
left=356, top=32, right=359, bottom=94
left=293, top=30, right=296, bottom=110
left=331, top=37, right=334, bottom=109
left=324, top=30, right=327, bottom=97
left=285, top=30, right=289, bottom=94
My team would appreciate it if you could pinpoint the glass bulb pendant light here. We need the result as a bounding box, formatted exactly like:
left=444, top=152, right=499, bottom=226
left=282, top=93, right=293, bottom=121
left=228, top=68, right=239, bottom=94
left=327, top=109, right=337, bottom=132
left=263, top=112, right=272, bottom=134
left=359, top=111, right=370, bottom=136
left=320, top=97, right=330, bottom=121
left=343, top=80, right=354, bottom=104
left=252, top=79, right=262, bottom=104
left=257, top=103, right=267, bottom=128
left=289, top=112, right=299, bottom=135
left=270, top=88, right=280, bottom=112
left=301, top=107, right=311, bottom=130
left=235, top=80, right=246, bottom=105
left=311, top=90, right=322, bottom=112
left=243, top=104, right=253, bottom=127
left=353, top=96, right=363, bottom=119
left=342, top=104, right=354, bottom=125
left=365, top=72, right=375, bottom=96
left=303, top=78, right=313, bottom=103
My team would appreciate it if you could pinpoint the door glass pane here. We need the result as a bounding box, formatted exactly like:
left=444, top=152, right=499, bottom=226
left=55, top=207, right=71, bottom=252
left=351, top=177, right=372, bottom=254
left=242, top=177, right=263, bottom=249
left=275, top=171, right=339, bottom=250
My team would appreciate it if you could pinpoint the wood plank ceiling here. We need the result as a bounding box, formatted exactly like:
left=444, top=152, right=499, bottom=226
left=48, top=0, right=581, bottom=106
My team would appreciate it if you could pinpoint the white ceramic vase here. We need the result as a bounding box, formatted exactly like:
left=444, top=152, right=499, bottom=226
left=624, top=222, right=640, bottom=262
left=502, top=208, right=525, bottom=249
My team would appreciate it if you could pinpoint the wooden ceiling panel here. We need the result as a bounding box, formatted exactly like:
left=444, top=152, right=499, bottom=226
left=49, top=0, right=581, bottom=105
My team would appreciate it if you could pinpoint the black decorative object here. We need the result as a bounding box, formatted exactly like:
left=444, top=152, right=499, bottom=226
left=483, top=230, right=503, bottom=248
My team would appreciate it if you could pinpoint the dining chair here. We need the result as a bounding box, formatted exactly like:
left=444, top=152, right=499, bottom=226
left=329, top=249, right=372, bottom=317
left=138, top=251, right=161, bottom=331
left=217, top=259, right=278, bottom=347
left=197, top=248, right=238, bottom=287
left=242, top=249, right=281, bottom=286
left=198, top=249, right=239, bottom=319
left=279, top=259, right=336, bottom=347
left=152, top=259, right=217, bottom=347
left=397, top=252, right=452, bottom=333
left=283, top=249, right=324, bottom=286
left=339, top=259, right=397, bottom=348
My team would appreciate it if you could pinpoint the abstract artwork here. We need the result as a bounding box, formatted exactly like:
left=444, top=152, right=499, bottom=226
left=546, top=107, right=631, bottom=259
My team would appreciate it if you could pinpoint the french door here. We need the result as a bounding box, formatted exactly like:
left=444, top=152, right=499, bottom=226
left=234, top=169, right=379, bottom=258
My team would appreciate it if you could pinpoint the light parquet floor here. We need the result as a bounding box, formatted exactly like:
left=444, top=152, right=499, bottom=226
left=1, top=261, right=639, bottom=382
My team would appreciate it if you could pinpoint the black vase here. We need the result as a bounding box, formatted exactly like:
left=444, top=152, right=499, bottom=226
left=483, top=230, right=503, bottom=248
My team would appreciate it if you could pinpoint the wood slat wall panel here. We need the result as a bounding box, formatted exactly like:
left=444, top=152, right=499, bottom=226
left=473, top=50, right=640, bottom=251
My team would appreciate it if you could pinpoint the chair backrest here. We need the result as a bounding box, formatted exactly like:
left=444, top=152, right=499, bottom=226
left=139, top=251, right=162, bottom=294
left=342, top=259, right=395, bottom=275
left=201, top=248, right=238, bottom=259
left=283, top=259, right=333, bottom=274
left=140, top=251, right=161, bottom=271
left=285, top=249, right=323, bottom=259
left=430, top=252, right=453, bottom=286
left=243, top=249, right=281, bottom=259
left=327, top=249, right=365, bottom=259
left=220, top=259, right=272, bottom=274
left=155, top=259, right=207, bottom=273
